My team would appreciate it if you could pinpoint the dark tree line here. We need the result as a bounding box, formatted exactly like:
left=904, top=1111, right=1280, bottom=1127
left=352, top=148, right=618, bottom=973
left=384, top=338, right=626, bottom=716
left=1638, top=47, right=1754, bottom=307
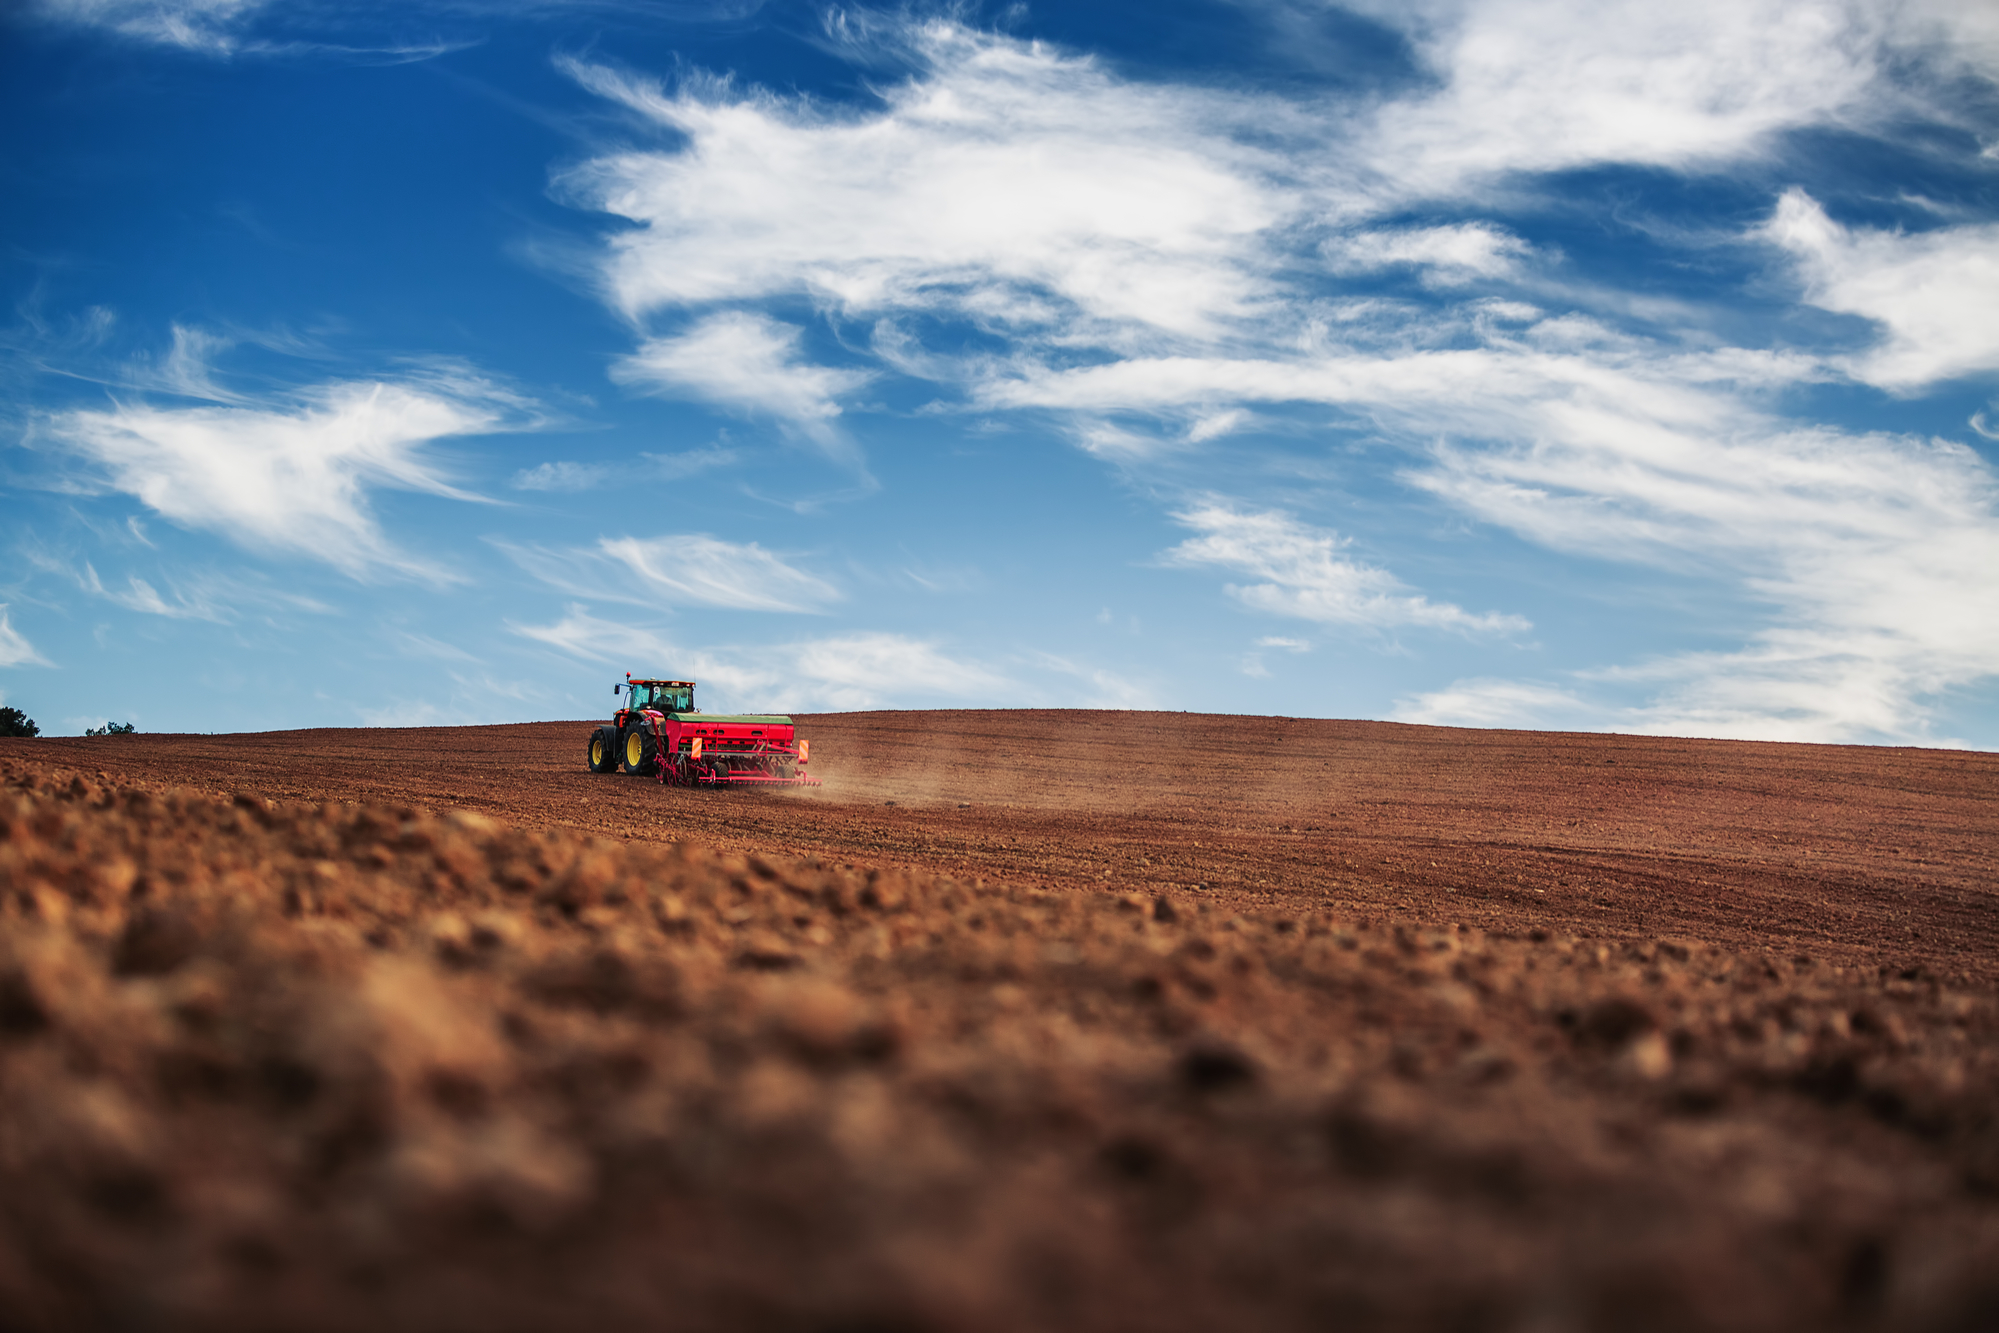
left=0, top=709, right=138, bottom=737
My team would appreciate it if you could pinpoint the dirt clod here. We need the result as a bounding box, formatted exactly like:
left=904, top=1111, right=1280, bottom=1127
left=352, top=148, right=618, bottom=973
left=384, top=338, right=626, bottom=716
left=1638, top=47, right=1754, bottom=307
left=1, top=719, right=1996, bottom=1332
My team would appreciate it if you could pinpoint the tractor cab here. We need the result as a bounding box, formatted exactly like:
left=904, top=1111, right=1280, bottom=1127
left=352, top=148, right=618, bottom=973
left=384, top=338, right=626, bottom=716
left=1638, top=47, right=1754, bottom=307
left=622, top=678, right=696, bottom=715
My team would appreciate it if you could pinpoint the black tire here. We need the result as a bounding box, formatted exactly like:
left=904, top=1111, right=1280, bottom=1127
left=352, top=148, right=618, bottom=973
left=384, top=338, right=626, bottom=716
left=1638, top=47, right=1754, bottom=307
left=621, top=718, right=658, bottom=775
left=587, top=726, right=619, bottom=774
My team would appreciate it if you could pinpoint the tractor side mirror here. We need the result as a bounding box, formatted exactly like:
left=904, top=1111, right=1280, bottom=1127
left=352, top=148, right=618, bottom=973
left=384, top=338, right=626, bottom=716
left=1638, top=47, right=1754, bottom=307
left=614, top=683, right=623, bottom=696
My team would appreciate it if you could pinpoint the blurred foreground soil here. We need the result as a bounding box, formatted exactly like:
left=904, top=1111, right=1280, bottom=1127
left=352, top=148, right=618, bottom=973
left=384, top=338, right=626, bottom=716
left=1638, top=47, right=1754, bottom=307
left=3, top=716, right=1998, bottom=1330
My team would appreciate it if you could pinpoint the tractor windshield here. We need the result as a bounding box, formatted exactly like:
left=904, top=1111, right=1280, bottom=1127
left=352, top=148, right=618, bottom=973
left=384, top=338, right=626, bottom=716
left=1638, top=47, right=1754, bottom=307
left=628, top=683, right=693, bottom=713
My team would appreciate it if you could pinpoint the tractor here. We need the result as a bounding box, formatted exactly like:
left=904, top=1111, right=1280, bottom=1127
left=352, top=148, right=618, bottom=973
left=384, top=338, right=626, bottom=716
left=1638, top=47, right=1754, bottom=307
left=586, top=676, right=819, bottom=788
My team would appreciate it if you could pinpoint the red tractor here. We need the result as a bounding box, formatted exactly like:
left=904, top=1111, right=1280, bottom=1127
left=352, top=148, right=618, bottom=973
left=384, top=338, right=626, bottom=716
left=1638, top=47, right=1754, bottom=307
left=586, top=676, right=819, bottom=788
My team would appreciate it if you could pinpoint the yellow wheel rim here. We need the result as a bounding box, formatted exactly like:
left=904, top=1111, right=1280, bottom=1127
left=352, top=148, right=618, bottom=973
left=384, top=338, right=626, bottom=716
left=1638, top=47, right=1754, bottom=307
left=591, top=736, right=605, bottom=766
left=626, top=730, right=644, bottom=767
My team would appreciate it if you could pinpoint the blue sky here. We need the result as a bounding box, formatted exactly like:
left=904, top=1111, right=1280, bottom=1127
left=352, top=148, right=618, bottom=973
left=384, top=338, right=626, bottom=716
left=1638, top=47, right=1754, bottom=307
left=4, top=1, right=1997, bottom=745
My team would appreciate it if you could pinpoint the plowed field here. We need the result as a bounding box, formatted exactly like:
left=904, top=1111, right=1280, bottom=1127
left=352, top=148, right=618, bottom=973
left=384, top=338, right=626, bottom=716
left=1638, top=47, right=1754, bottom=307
left=3, top=713, right=1997, bottom=1331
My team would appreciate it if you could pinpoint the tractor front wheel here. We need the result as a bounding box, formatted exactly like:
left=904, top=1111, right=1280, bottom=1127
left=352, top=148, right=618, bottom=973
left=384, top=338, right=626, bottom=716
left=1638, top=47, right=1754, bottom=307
left=621, top=721, right=658, bottom=775
left=587, top=726, right=619, bottom=773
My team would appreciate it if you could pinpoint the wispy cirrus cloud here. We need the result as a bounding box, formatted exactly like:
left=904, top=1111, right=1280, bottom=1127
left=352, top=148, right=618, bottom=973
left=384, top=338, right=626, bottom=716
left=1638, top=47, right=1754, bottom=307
left=500, top=533, right=839, bottom=613
left=510, top=605, right=1010, bottom=712
left=510, top=445, right=737, bottom=492
left=599, top=534, right=837, bottom=612
left=15, top=533, right=335, bottom=623
left=974, top=304, right=1999, bottom=740
left=510, top=460, right=618, bottom=493
left=611, top=313, right=872, bottom=468
left=24, top=0, right=475, bottom=60
left=1765, top=189, right=1999, bottom=390
left=1162, top=504, right=1529, bottom=635
left=30, top=0, right=266, bottom=54
left=1417, top=413, right=1999, bottom=742
left=1024, top=650, right=1158, bottom=710
left=356, top=670, right=543, bottom=729
left=1346, top=0, right=1901, bottom=202
left=1324, top=223, right=1533, bottom=284
left=80, top=565, right=230, bottom=621
left=0, top=607, right=52, bottom=669
left=1391, top=678, right=1596, bottom=730
left=42, top=366, right=533, bottom=581
left=555, top=34, right=1284, bottom=339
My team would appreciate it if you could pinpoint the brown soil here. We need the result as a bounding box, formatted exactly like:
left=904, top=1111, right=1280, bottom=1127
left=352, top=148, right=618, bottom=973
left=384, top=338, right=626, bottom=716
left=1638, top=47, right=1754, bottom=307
left=2, top=712, right=1997, bottom=1331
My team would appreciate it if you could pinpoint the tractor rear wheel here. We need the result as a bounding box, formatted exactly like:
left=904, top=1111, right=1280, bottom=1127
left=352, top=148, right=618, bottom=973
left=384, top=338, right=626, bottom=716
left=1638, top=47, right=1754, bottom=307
left=621, top=721, right=657, bottom=775
left=587, top=726, right=618, bottom=773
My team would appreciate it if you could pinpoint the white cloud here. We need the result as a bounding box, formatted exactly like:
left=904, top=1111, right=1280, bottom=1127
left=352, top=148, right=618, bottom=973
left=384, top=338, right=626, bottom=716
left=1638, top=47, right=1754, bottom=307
left=357, top=671, right=541, bottom=729
left=1023, top=651, right=1158, bottom=709
left=557, top=32, right=1283, bottom=339
left=1256, top=636, right=1311, bottom=651
left=148, top=324, right=241, bottom=400
left=1352, top=0, right=1893, bottom=201
left=510, top=605, right=679, bottom=672
left=509, top=605, right=1011, bottom=712
left=599, top=535, right=838, bottom=612
left=16, top=535, right=337, bottom=622
left=81, top=564, right=228, bottom=621
left=1325, top=223, right=1532, bottom=283
left=357, top=699, right=457, bottom=728
left=1766, top=189, right=1999, bottom=390
left=1603, top=632, right=1981, bottom=744
left=27, top=0, right=470, bottom=60
left=32, top=0, right=266, bottom=53
left=1162, top=504, right=1529, bottom=635
left=1186, top=409, right=1250, bottom=443
left=1402, top=613, right=1999, bottom=744
left=512, top=460, right=615, bottom=492
left=512, top=446, right=738, bottom=492
left=538, top=9, right=1998, bottom=742
left=612, top=313, right=872, bottom=467
left=983, top=326, right=1999, bottom=742
left=501, top=533, right=838, bottom=613
left=1072, top=421, right=1177, bottom=461
left=1417, top=411, right=1999, bottom=742
left=782, top=632, right=1013, bottom=710
left=387, top=631, right=478, bottom=663
left=1421, top=417, right=1999, bottom=734
left=554, top=4, right=1987, bottom=364
left=0, top=606, right=52, bottom=668
left=45, top=373, right=523, bottom=581
left=56, top=557, right=333, bottom=621
left=1391, top=678, right=1594, bottom=729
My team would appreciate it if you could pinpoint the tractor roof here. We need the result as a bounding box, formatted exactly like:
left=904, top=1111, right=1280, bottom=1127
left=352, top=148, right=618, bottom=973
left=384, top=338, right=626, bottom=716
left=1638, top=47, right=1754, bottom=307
left=627, top=678, right=696, bottom=688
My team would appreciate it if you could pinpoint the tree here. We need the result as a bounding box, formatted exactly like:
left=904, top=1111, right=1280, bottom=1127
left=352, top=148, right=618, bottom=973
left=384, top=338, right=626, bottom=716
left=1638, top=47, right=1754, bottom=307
left=84, top=721, right=136, bottom=737
left=0, top=707, right=39, bottom=738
